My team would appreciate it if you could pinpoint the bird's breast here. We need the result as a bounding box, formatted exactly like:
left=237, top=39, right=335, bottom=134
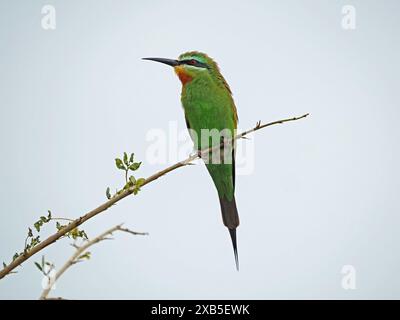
left=174, top=66, right=193, bottom=85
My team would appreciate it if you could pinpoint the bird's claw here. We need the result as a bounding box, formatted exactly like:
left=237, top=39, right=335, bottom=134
left=190, top=149, right=203, bottom=159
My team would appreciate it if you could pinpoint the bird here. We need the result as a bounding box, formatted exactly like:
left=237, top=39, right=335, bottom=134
left=143, top=52, right=240, bottom=270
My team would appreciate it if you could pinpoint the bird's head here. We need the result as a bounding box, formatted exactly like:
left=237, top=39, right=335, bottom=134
left=143, top=51, right=221, bottom=85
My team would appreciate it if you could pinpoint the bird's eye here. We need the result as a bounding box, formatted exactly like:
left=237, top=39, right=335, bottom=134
left=189, top=59, right=197, bottom=65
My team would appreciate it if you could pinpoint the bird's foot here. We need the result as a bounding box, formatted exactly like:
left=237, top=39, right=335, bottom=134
left=189, top=149, right=203, bottom=159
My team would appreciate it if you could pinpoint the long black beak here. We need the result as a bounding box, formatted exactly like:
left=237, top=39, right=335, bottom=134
left=142, top=57, right=179, bottom=67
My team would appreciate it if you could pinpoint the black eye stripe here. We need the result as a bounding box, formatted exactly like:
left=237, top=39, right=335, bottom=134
left=179, top=59, right=208, bottom=69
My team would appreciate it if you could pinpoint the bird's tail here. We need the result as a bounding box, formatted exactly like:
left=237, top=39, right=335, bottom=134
left=219, top=196, right=240, bottom=271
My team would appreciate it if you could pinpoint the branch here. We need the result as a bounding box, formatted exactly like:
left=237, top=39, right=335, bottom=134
left=39, top=224, right=148, bottom=300
left=0, top=113, right=309, bottom=279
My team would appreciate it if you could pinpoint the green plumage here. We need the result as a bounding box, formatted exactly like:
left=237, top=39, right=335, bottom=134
left=179, top=56, right=236, bottom=201
left=144, top=51, right=240, bottom=270
left=178, top=52, right=240, bottom=269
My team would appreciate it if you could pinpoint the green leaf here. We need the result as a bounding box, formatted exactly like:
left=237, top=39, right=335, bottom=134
left=34, top=262, right=43, bottom=272
left=13, top=253, right=20, bottom=261
left=106, top=187, right=111, bottom=199
left=129, top=162, right=141, bottom=171
left=34, top=221, right=41, bottom=232
left=47, top=210, right=52, bottom=220
left=80, top=230, right=88, bottom=240
left=30, top=236, right=40, bottom=247
left=115, top=158, right=126, bottom=170
left=130, top=153, right=134, bottom=163
left=123, top=152, right=129, bottom=166
left=78, top=252, right=91, bottom=260
left=132, top=178, right=146, bottom=195
left=122, top=182, right=130, bottom=190
left=129, top=176, right=136, bottom=185
left=69, top=228, right=79, bottom=239
left=136, top=178, right=145, bottom=187
left=67, top=228, right=88, bottom=240
left=40, top=216, right=47, bottom=222
left=56, top=221, right=67, bottom=232
left=27, top=228, right=33, bottom=238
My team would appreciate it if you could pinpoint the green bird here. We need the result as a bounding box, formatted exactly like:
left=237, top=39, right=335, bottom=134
left=143, top=52, right=240, bottom=270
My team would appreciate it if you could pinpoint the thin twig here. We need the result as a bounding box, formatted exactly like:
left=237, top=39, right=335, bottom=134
left=0, top=113, right=309, bottom=279
left=50, top=218, right=75, bottom=222
left=39, top=224, right=147, bottom=300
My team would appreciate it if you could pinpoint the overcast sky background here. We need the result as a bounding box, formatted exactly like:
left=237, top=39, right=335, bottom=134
left=1, top=0, right=399, bottom=299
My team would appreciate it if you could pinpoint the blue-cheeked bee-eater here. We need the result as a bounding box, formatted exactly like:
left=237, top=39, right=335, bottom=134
left=144, top=52, right=240, bottom=270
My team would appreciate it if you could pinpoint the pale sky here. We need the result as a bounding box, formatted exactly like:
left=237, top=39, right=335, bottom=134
left=0, top=0, right=400, bottom=299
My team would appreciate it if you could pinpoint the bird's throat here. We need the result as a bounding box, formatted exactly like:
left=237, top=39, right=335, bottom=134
left=174, top=66, right=193, bottom=85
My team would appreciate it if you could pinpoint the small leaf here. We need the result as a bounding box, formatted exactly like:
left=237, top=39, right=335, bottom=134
left=78, top=252, right=91, bottom=260
left=3, top=262, right=7, bottom=268
left=55, top=221, right=67, bottom=232
left=106, top=187, right=111, bottom=199
left=129, top=176, right=136, bottom=185
left=123, top=152, right=129, bottom=166
left=136, top=178, right=145, bottom=187
left=34, top=222, right=41, bottom=232
left=34, top=262, right=43, bottom=272
left=70, top=228, right=79, bottom=239
left=130, top=153, right=134, bottom=163
left=27, top=228, right=33, bottom=238
left=115, top=158, right=126, bottom=170
left=80, top=230, right=88, bottom=240
left=123, top=182, right=130, bottom=190
left=129, top=162, right=141, bottom=171
left=47, top=210, right=52, bottom=219
left=13, top=253, right=20, bottom=261
left=30, top=236, right=40, bottom=247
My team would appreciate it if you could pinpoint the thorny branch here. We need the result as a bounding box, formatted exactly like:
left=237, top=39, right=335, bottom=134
left=39, top=224, right=148, bottom=300
left=0, top=113, right=309, bottom=279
